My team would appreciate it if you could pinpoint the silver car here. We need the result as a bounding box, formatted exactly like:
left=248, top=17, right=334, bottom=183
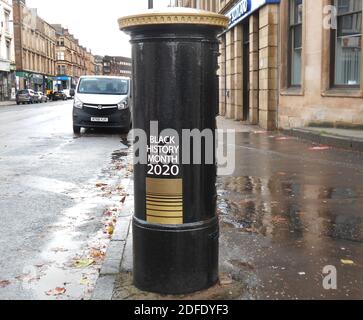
left=16, top=89, right=36, bottom=105
left=37, top=92, right=48, bottom=103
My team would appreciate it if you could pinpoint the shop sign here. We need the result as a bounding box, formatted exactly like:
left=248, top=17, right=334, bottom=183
left=0, top=60, right=11, bottom=72
left=57, top=76, right=70, bottom=81
left=16, top=71, right=31, bottom=79
left=226, top=0, right=280, bottom=30
left=227, top=0, right=251, bottom=26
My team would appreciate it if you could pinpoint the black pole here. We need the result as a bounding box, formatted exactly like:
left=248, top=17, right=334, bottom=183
left=148, top=0, right=153, bottom=9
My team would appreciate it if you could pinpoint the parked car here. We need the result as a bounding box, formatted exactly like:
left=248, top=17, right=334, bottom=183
left=52, top=91, right=68, bottom=101
left=37, top=92, right=48, bottom=103
left=16, top=89, right=36, bottom=105
left=33, top=92, right=42, bottom=103
left=72, top=76, right=132, bottom=134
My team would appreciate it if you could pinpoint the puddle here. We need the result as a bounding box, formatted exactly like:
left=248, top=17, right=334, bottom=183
left=15, top=147, right=133, bottom=300
left=217, top=176, right=363, bottom=242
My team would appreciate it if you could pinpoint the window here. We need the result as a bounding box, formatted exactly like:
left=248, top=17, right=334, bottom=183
left=4, top=11, right=10, bottom=32
left=288, top=0, right=303, bottom=86
left=58, top=65, right=66, bottom=75
left=333, top=0, right=362, bottom=87
left=77, top=78, right=129, bottom=95
left=57, top=52, right=65, bottom=61
left=6, top=40, right=10, bottom=60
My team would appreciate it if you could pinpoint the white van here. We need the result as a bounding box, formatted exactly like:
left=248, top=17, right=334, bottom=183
left=72, top=76, right=132, bottom=134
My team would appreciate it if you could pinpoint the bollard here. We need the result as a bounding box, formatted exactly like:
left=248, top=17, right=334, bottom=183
left=119, top=8, right=228, bottom=295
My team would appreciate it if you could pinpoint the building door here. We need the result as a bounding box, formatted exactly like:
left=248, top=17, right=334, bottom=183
left=243, top=21, right=250, bottom=121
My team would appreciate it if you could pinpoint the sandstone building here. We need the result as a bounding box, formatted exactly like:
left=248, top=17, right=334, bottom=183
left=177, top=0, right=363, bottom=130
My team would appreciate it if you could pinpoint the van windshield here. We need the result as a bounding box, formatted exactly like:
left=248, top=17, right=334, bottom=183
left=77, top=78, right=129, bottom=95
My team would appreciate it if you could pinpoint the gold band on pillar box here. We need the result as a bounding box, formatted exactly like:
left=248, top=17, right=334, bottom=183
left=146, top=178, right=183, bottom=225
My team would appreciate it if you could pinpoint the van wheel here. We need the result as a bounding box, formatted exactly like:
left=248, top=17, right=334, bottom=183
left=73, top=126, right=81, bottom=134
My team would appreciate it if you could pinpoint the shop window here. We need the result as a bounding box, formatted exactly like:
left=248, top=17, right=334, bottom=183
left=333, top=0, right=362, bottom=87
left=288, top=0, right=303, bottom=87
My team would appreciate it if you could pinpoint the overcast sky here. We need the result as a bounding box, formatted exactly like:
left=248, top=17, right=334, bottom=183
left=26, top=0, right=174, bottom=57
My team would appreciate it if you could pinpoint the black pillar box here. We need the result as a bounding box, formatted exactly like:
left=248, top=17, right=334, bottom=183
left=119, top=8, right=228, bottom=295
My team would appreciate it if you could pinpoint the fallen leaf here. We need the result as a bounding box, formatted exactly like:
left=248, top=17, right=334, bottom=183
left=90, top=249, right=105, bottom=260
left=220, top=277, right=233, bottom=286
left=107, top=226, right=115, bottom=235
left=16, top=274, right=39, bottom=283
left=80, top=278, right=91, bottom=286
left=103, top=210, right=113, bottom=217
left=96, top=183, right=108, bottom=188
left=276, top=137, right=292, bottom=141
left=341, top=259, right=355, bottom=266
left=0, top=280, right=11, bottom=288
left=309, top=146, right=331, bottom=151
left=74, top=259, right=95, bottom=268
left=272, top=216, right=287, bottom=223
left=46, top=287, right=66, bottom=296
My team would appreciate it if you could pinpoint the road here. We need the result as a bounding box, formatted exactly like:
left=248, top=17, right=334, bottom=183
left=0, top=100, right=130, bottom=300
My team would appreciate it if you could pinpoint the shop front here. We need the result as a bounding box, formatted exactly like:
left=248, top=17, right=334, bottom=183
left=32, top=74, right=43, bottom=92
left=0, top=59, right=16, bottom=101
left=219, top=0, right=280, bottom=130
left=16, top=71, right=53, bottom=93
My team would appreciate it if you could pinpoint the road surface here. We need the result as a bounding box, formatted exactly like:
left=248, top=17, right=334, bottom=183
left=0, top=100, right=130, bottom=299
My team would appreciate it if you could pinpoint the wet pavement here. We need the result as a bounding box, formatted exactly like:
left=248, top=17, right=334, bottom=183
left=113, top=128, right=363, bottom=300
left=218, top=131, right=363, bottom=300
left=1, top=103, right=363, bottom=300
left=0, top=101, right=131, bottom=300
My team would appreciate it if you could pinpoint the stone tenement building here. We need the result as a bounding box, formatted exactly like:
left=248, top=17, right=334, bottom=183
left=85, top=50, right=95, bottom=76
left=13, top=0, right=57, bottom=92
left=177, top=0, right=363, bottom=130
left=103, top=56, right=132, bottom=78
left=52, top=24, right=91, bottom=91
left=0, top=0, right=16, bottom=101
left=94, top=55, right=104, bottom=75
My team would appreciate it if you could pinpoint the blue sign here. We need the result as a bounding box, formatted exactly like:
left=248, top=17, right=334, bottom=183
left=57, top=76, right=70, bottom=81
left=226, top=0, right=280, bottom=30
left=227, top=0, right=251, bottom=25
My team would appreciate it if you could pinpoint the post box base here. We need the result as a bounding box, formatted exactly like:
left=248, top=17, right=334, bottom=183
left=133, top=217, right=219, bottom=295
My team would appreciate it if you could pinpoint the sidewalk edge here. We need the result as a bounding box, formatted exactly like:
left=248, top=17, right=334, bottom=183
left=92, top=179, right=133, bottom=300
left=283, top=128, right=363, bottom=152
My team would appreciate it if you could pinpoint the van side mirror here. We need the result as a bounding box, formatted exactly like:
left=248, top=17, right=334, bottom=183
left=70, top=89, right=75, bottom=97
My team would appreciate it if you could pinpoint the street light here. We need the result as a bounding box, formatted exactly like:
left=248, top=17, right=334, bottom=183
left=148, top=0, right=153, bottom=9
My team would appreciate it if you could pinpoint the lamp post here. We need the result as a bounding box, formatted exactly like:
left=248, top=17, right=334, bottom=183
left=148, top=0, right=153, bottom=9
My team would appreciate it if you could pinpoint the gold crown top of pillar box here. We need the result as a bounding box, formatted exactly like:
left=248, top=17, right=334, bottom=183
left=118, top=7, right=229, bottom=30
